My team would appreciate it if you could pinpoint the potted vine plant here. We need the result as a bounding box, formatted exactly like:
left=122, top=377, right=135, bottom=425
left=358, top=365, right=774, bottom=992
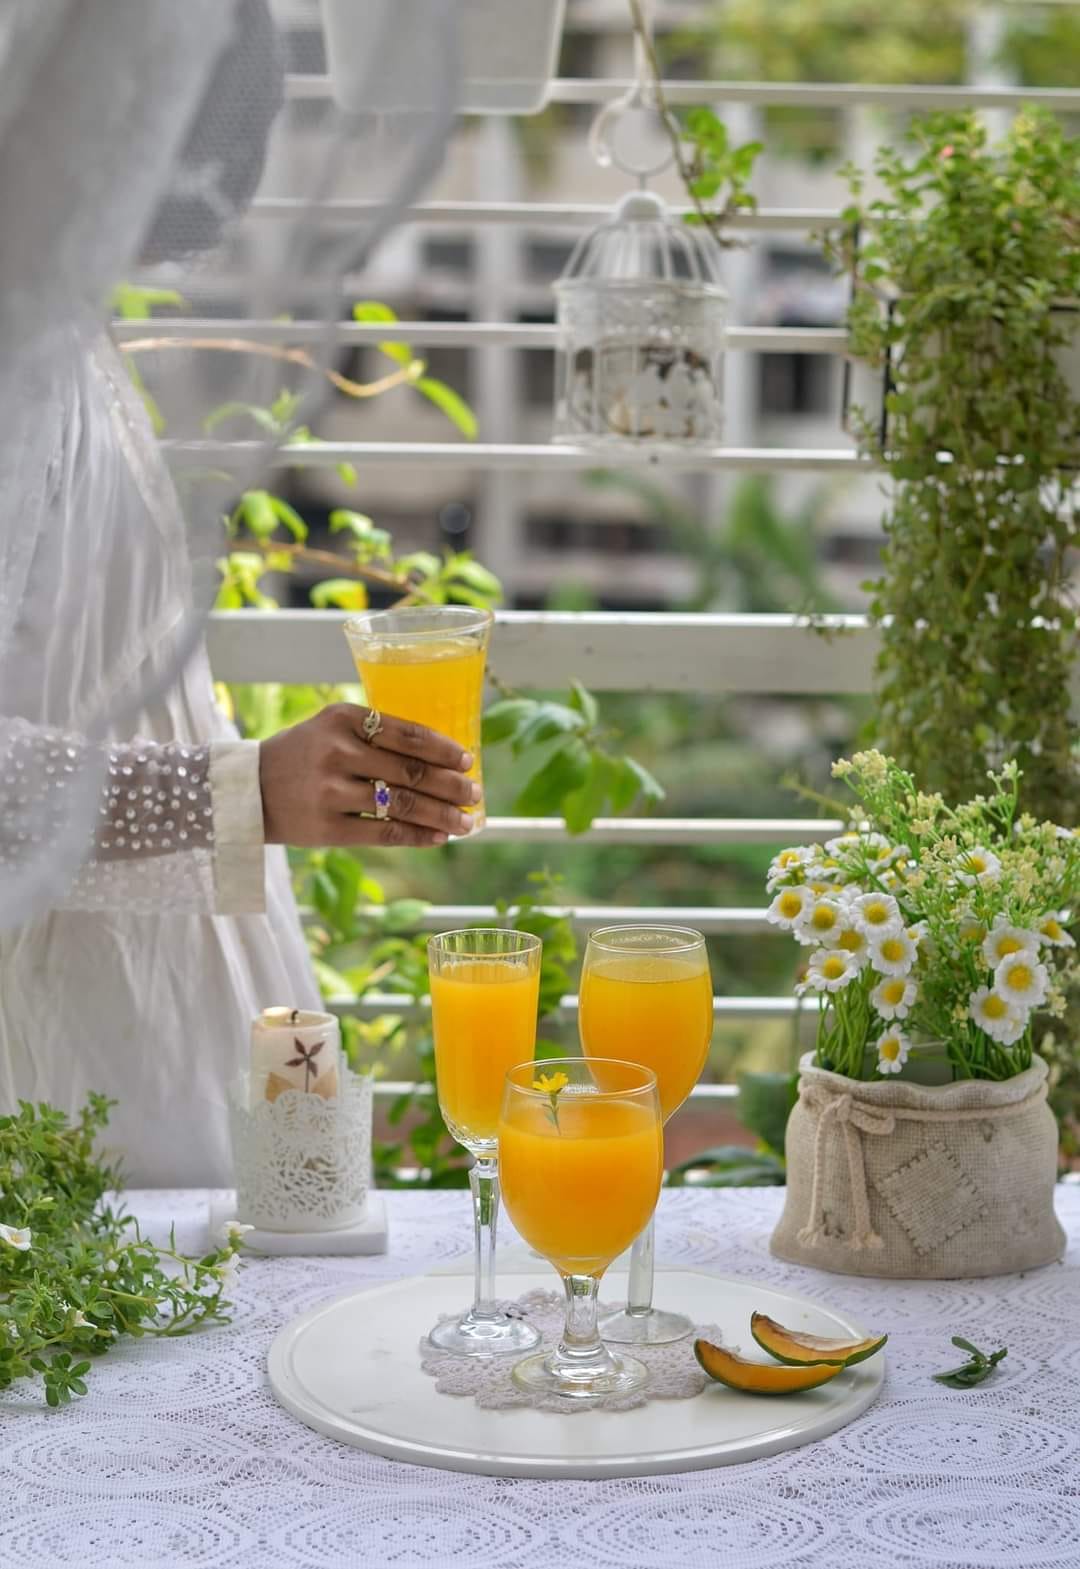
left=839, top=108, right=1080, bottom=825
left=768, top=750, right=1077, bottom=1279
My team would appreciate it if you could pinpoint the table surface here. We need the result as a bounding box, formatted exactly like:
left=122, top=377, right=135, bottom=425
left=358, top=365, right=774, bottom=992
left=4, top=1187, right=1079, bottom=1569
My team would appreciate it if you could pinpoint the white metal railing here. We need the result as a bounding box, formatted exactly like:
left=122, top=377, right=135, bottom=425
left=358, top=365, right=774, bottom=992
left=284, top=75, right=1080, bottom=112
left=206, top=608, right=879, bottom=693
left=114, top=319, right=848, bottom=355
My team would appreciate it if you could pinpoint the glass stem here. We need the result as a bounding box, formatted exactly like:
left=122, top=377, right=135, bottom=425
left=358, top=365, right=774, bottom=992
left=469, top=1156, right=500, bottom=1321
left=626, top=1216, right=655, bottom=1317
left=558, top=1272, right=604, bottom=1364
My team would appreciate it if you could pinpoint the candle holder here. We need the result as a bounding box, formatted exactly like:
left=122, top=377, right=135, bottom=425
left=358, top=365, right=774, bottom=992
left=229, top=1069, right=373, bottom=1234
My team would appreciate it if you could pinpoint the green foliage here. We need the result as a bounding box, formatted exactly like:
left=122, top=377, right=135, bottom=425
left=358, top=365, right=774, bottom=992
left=482, top=685, right=664, bottom=833
left=352, top=301, right=478, bottom=437
left=668, top=1145, right=786, bottom=1187
left=932, top=1336, right=1008, bottom=1389
left=1002, top=8, right=1080, bottom=91
left=0, top=1099, right=244, bottom=1406
left=841, top=110, right=1080, bottom=824
left=736, top=1070, right=798, bottom=1157
left=679, top=106, right=762, bottom=222
left=110, top=284, right=186, bottom=321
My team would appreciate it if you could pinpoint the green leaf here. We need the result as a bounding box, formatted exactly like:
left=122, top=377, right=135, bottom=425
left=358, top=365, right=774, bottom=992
left=397, top=551, right=441, bottom=581
left=513, top=739, right=590, bottom=816
left=382, top=899, right=430, bottom=932
left=352, top=300, right=413, bottom=368
left=268, top=495, right=308, bottom=542
left=512, top=702, right=586, bottom=755
left=330, top=509, right=377, bottom=538
left=621, top=755, right=666, bottom=809
left=481, top=699, right=536, bottom=745
left=111, top=283, right=186, bottom=320
left=234, top=491, right=278, bottom=541
left=567, top=680, right=599, bottom=729
left=736, top=1071, right=797, bottom=1157
left=310, top=578, right=369, bottom=611
left=337, top=462, right=359, bottom=487
left=561, top=751, right=613, bottom=835
left=444, top=557, right=502, bottom=602
left=204, top=402, right=281, bottom=436
left=416, top=377, right=478, bottom=439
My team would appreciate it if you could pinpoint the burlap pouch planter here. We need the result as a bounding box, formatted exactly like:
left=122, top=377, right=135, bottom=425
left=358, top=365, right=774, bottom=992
left=771, top=1053, right=1065, bottom=1279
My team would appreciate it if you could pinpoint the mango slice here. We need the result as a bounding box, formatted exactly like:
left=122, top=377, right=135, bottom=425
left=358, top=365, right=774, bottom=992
left=694, top=1339, right=843, bottom=1394
left=750, top=1311, right=887, bottom=1368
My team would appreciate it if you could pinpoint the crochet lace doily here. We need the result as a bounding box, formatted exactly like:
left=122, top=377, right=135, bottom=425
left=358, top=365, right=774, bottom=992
left=420, top=1288, right=725, bottom=1413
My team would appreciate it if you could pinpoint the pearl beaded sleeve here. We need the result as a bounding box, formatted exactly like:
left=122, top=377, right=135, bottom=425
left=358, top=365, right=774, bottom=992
left=1, top=720, right=265, bottom=916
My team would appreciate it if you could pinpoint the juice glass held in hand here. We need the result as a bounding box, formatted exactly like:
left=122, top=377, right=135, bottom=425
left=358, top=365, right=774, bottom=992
left=498, top=1057, right=662, bottom=1401
left=344, top=607, right=493, bottom=831
left=579, top=925, right=713, bottom=1346
left=426, top=928, right=542, bottom=1356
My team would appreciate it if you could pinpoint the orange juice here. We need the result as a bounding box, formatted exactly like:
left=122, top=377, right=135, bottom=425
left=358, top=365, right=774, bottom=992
left=498, top=1095, right=662, bottom=1276
left=430, top=959, right=539, bottom=1147
left=579, top=953, right=713, bottom=1121
left=352, top=639, right=487, bottom=814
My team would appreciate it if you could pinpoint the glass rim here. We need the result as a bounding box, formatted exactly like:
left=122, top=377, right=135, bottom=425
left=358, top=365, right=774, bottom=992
left=504, top=1055, right=658, bottom=1100
left=344, top=606, right=494, bottom=642
left=585, top=923, right=706, bottom=955
left=427, top=926, right=542, bottom=952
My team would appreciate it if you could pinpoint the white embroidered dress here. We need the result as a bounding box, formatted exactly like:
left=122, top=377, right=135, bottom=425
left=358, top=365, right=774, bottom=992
left=0, top=332, right=320, bottom=1184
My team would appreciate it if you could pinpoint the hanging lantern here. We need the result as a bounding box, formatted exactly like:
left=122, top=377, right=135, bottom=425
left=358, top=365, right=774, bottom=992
left=553, top=190, right=728, bottom=450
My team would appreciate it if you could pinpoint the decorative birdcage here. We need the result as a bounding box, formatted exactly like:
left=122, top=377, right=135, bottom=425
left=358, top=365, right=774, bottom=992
left=553, top=189, right=728, bottom=449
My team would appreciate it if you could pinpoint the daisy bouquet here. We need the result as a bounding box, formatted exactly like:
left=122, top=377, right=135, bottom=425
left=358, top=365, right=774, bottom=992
left=767, top=752, right=1080, bottom=1082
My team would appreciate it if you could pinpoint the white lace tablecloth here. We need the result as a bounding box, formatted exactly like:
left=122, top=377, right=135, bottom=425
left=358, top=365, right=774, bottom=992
left=4, top=1187, right=1080, bottom=1569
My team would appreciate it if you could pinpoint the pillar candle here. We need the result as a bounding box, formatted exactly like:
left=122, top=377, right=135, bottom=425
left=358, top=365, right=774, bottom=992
left=250, top=1008, right=341, bottom=1107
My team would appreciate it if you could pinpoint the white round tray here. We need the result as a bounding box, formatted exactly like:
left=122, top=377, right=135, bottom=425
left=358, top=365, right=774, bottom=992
left=268, top=1269, right=884, bottom=1478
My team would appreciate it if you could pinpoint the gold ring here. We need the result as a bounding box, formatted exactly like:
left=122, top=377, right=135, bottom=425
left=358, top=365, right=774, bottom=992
left=373, top=780, right=392, bottom=820
left=362, top=708, right=383, bottom=742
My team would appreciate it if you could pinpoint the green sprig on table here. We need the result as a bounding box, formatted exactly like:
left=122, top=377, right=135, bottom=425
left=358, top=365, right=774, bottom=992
left=0, top=1096, right=244, bottom=1407
left=932, top=1336, right=1009, bottom=1389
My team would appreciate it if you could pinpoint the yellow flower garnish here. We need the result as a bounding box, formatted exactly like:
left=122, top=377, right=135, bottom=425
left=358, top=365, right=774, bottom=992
left=533, top=1071, right=569, bottom=1095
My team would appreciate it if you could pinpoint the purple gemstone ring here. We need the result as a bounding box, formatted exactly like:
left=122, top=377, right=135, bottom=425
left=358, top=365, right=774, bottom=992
left=373, top=780, right=392, bottom=820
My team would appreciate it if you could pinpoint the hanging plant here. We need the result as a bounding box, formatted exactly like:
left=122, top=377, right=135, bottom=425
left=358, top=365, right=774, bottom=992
left=838, top=109, right=1080, bottom=825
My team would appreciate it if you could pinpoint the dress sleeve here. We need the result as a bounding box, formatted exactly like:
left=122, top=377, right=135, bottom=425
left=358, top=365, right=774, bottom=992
left=0, top=718, right=266, bottom=916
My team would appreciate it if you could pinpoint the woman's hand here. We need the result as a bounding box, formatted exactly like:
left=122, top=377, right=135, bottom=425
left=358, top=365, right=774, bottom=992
left=259, top=703, right=479, bottom=848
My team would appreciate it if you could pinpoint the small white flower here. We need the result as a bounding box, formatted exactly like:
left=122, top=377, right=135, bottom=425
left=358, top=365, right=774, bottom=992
left=766, top=846, right=815, bottom=890
left=794, top=896, right=848, bottom=947
left=871, top=975, right=917, bottom=1020
left=875, top=1028, right=910, bottom=1074
left=70, top=1310, right=91, bottom=1330
left=869, top=930, right=917, bottom=977
left=824, top=831, right=863, bottom=856
left=969, top=986, right=1026, bottom=1045
left=766, top=886, right=811, bottom=929
left=216, top=1254, right=242, bottom=1286
left=995, top=952, right=1049, bottom=1009
left=1036, top=912, right=1075, bottom=949
left=955, top=845, right=1001, bottom=886
left=834, top=923, right=871, bottom=967
left=852, top=891, right=904, bottom=938
left=805, top=948, right=861, bottom=993
left=0, top=1224, right=31, bottom=1252
left=224, top=1221, right=255, bottom=1242
left=981, top=918, right=1040, bottom=970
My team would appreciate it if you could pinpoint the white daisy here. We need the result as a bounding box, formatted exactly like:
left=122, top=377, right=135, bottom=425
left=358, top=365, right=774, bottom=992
left=766, top=886, right=812, bottom=929
left=981, top=918, right=1040, bottom=970
left=824, top=831, right=864, bottom=856
left=766, top=846, right=815, bottom=890
left=969, top=987, right=1026, bottom=1046
left=806, top=948, right=861, bottom=993
left=871, top=975, right=917, bottom=1020
left=875, top=1028, right=910, bottom=1075
left=0, top=1224, right=31, bottom=1252
left=794, top=896, right=848, bottom=948
left=1036, top=912, right=1075, bottom=949
left=834, top=923, right=871, bottom=967
left=995, top=952, right=1049, bottom=1009
left=852, top=891, right=904, bottom=938
left=955, top=845, right=1001, bottom=886
left=869, top=931, right=918, bottom=977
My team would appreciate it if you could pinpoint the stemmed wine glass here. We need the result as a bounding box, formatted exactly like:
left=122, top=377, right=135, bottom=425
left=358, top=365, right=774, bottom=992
left=578, top=924, right=713, bottom=1344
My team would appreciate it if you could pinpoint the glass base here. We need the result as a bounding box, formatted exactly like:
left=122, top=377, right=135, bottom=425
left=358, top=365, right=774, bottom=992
left=599, top=1307, right=694, bottom=1346
left=511, top=1346, right=650, bottom=1402
left=428, top=1309, right=540, bottom=1357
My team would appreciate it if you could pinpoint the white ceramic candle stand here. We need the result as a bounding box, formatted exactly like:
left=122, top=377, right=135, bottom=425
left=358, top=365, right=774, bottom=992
left=229, top=1069, right=378, bottom=1242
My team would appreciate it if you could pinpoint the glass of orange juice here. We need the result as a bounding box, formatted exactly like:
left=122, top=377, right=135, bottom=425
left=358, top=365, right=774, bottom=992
left=498, top=1057, right=663, bottom=1401
left=426, top=928, right=543, bottom=1356
left=344, top=606, right=493, bottom=831
left=579, top=925, right=713, bottom=1346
